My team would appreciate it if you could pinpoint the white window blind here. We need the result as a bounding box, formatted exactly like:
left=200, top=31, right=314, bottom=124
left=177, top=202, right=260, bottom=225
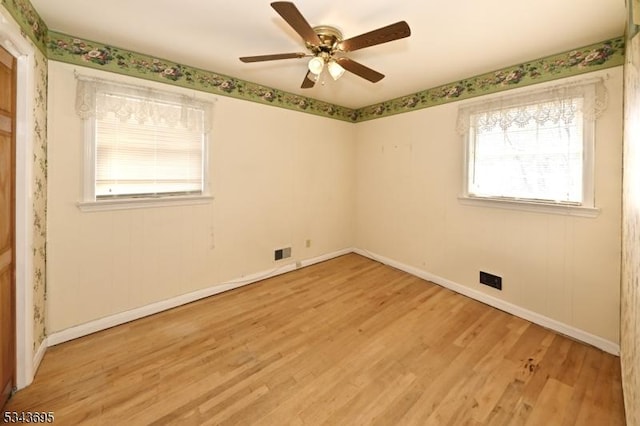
left=76, top=76, right=213, bottom=203
left=457, top=78, right=607, bottom=209
left=95, top=94, right=204, bottom=198
left=468, top=99, right=584, bottom=204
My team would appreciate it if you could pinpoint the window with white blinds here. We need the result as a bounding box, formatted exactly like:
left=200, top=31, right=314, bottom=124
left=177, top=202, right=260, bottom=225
left=95, top=95, right=204, bottom=198
left=457, top=78, right=606, bottom=212
left=467, top=99, right=584, bottom=204
left=76, top=76, right=213, bottom=208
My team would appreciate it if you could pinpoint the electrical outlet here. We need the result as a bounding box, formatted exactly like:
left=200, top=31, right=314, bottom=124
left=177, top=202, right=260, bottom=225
left=480, top=271, right=502, bottom=290
left=305, top=239, right=311, bottom=248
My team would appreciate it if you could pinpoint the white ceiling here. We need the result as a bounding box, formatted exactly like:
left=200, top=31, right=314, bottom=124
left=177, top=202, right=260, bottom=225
left=31, top=0, right=626, bottom=109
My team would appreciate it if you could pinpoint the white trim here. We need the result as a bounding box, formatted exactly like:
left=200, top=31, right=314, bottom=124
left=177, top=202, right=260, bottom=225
left=33, top=338, right=47, bottom=373
left=457, top=196, right=601, bottom=218
left=299, top=248, right=353, bottom=267
left=79, top=76, right=213, bottom=206
left=459, top=79, right=601, bottom=214
left=77, top=194, right=214, bottom=212
left=47, top=248, right=353, bottom=346
left=582, top=85, right=597, bottom=208
left=353, top=248, right=620, bottom=355
left=81, top=118, right=95, bottom=202
left=46, top=245, right=619, bottom=355
left=0, top=7, right=36, bottom=389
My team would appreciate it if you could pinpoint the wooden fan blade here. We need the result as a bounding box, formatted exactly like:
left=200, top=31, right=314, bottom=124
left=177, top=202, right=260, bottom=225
left=271, top=2, right=321, bottom=46
left=240, top=52, right=308, bottom=63
left=335, top=57, right=385, bottom=83
left=301, top=71, right=316, bottom=88
left=338, top=21, right=411, bottom=52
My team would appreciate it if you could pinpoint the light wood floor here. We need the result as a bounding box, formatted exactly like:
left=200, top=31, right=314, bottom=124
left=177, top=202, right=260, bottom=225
left=5, top=254, right=626, bottom=425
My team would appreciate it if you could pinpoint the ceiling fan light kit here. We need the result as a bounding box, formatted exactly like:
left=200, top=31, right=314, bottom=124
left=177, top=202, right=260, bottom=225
left=239, top=1, right=411, bottom=88
left=327, top=60, right=345, bottom=80
left=308, top=56, right=325, bottom=75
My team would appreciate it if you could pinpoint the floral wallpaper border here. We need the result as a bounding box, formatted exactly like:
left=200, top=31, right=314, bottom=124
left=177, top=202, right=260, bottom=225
left=47, top=31, right=356, bottom=123
left=46, top=32, right=624, bottom=123
left=0, top=0, right=628, bottom=123
left=354, top=37, right=625, bottom=122
left=0, top=0, right=47, bottom=53
left=48, top=31, right=624, bottom=122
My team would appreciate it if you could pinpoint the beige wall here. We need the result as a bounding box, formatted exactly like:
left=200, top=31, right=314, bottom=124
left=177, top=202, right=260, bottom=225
left=621, top=30, right=640, bottom=426
left=355, top=68, right=623, bottom=344
left=47, top=60, right=624, bottom=350
left=46, top=61, right=355, bottom=333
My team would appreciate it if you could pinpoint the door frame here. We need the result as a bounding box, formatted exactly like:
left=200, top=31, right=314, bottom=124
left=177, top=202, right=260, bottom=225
left=0, top=9, right=38, bottom=389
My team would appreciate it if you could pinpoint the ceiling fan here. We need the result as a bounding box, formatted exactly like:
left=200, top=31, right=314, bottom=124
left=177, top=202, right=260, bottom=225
left=240, top=2, right=411, bottom=88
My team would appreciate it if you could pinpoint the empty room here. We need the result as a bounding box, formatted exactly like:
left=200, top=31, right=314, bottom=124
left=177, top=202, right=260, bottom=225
left=1, top=0, right=639, bottom=424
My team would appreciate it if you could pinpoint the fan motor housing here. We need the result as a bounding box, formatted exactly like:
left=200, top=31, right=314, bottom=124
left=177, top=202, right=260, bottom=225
left=308, top=25, right=343, bottom=53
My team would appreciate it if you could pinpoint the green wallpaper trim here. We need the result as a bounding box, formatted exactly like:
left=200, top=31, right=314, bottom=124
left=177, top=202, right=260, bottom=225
left=0, top=0, right=47, bottom=53
left=47, top=32, right=624, bottom=123
left=354, top=37, right=626, bottom=122
left=0, top=0, right=627, bottom=123
left=47, top=31, right=356, bottom=122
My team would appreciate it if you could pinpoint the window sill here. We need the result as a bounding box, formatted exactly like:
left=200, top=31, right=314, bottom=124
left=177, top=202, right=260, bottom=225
left=457, top=196, right=600, bottom=218
left=77, top=194, right=214, bottom=212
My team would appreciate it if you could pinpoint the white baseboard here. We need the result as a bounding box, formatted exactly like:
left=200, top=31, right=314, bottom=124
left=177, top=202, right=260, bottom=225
left=32, top=339, right=47, bottom=377
left=46, top=246, right=619, bottom=356
left=47, top=248, right=353, bottom=346
left=16, top=338, right=47, bottom=390
left=353, top=248, right=620, bottom=355
left=299, top=248, right=353, bottom=268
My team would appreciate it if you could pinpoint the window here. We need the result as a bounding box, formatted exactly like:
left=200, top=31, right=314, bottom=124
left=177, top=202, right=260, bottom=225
left=76, top=76, right=213, bottom=210
left=457, top=78, right=607, bottom=215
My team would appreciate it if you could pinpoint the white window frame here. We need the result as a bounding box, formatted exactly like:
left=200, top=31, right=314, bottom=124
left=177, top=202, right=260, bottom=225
left=457, top=79, right=603, bottom=218
left=76, top=77, right=214, bottom=211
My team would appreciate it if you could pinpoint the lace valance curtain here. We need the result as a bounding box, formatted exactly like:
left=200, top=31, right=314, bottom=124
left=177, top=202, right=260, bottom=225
left=456, top=77, right=608, bottom=135
left=75, top=75, right=214, bottom=132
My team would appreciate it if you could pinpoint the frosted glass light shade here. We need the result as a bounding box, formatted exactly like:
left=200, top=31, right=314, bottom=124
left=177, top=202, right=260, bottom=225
left=327, top=60, right=345, bottom=80
left=308, top=57, right=325, bottom=75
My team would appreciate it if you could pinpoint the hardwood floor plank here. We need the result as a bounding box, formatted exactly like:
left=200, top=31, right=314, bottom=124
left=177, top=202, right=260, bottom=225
left=574, top=350, right=626, bottom=426
left=524, top=378, right=574, bottom=425
left=483, top=379, right=526, bottom=426
left=4, top=254, right=626, bottom=425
